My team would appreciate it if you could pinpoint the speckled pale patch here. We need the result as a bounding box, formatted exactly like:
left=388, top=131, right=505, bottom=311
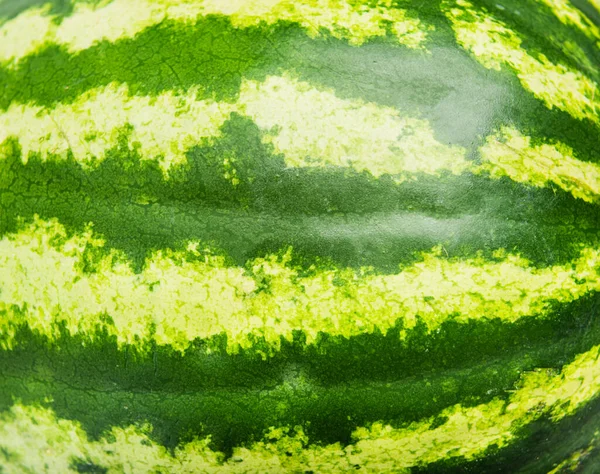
left=198, top=0, right=427, bottom=47
left=445, top=0, right=600, bottom=125
left=1, top=344, right=599, bottom=472
left=240, top=75, right=468, bottom=178
left=0, top=74, right=468, bottom=177
left=0, top=0, right=426, bottom=64
left=478, top=127, right=600, bottom=203
left=1, top=218, right=599, bottom=353
left=0, top=83, right=236, bottom=170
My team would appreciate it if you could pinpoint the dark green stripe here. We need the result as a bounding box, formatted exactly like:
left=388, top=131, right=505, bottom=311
left=0, top=15, right=281, bottom=107
left=418, top=384, right=600, bottom=473
left=2, top=114, right=599, bottom=274
left=282, top=20, right=600, bottom=163
left=572, top=0, right=600, bottom=27
left=1, top=2, right=599, bottom=471
left=1, top=4, right=599, bottom=163
left=477, top=0, right=600, bottom=77
left=1, top=292, right=599, bottom=455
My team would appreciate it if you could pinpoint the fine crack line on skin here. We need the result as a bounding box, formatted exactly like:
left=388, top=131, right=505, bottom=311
left=49, top=113, right=74, bottom=155
left=164, top=59, right=183, bottom=90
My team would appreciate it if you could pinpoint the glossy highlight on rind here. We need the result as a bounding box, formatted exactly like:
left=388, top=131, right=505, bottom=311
left=445, top=0, right=600, bottom=125
left=1, top=218, right=599, bottom=352
left=0, top=0, right=599, bottom=471
left=0, top=74, right=468, bottom=176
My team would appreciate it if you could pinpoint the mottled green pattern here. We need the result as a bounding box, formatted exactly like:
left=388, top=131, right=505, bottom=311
left=0, top=0, right=599, bottom=472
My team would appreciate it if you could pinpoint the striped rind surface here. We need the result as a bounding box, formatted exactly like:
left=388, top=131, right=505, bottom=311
left=0, top=0, right=599, bottom=472
left=1, top=217, right=599, bottom=352
left=0, top=75, right=468, bottom=175
left=0, top=0, right=426, bottom=65
left=1, top=343, right=600, bottom=472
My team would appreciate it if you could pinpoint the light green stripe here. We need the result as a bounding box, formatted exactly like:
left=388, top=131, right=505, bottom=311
left=535, top=0, right=600, bottom=43
left=350, top=343, right=600, bottom=469
left=532, top=0, right=600, bottom=76
left=0, top=74, right=468, bottom=177
left=1, top=218, right=599, bottom=353
left=477, top=126, right=600, bottom=203
left=0, top=82, right=236, bottom=171
left=239, top=75, right=467, bottom=178
left=547, top=439, right=598, bottom=474
left=444, top=0, right=600, bottom=126
left=0, top=5, right=55, bottom=65
left=3, top=69, right=597, bottom=200
left=3, top=70, right=598, bottom=202
left=593, top=0, right=600, bottom=15
left=0, top=0, right=426, bottom=65
left=1, top=344, right=600, bottom=472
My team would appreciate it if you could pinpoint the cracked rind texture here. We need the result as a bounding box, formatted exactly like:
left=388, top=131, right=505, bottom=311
left=1, top=218, right=600, bottom=352
left=1, top=344, right=600, bottom=473
left=478, top=127, right=600, bottom=203
left=0, top=0, right=599, bottom=472
left=0, top=0, right=426, bottom=64
left=0, top=75, right=468, bottom=176
left=444, top=0, right=600, bottom=125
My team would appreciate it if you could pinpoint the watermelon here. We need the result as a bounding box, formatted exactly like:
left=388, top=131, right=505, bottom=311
left=0, top=0, right=600, bottom=472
